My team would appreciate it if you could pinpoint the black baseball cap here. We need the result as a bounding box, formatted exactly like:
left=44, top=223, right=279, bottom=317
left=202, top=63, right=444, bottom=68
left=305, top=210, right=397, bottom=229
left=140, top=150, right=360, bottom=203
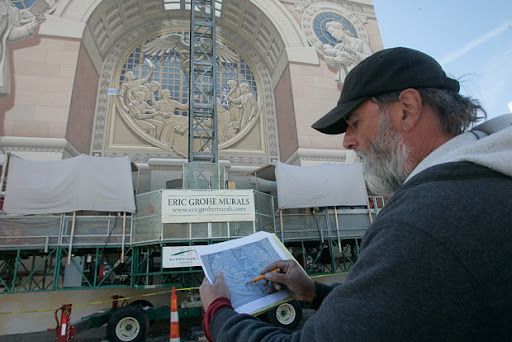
left=311, top=47, right=460, bottom=134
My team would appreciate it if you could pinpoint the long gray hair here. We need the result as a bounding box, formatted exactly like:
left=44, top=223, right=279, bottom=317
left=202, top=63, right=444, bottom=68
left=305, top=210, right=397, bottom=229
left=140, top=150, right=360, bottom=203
left=371, top=88, right=486, bottom=135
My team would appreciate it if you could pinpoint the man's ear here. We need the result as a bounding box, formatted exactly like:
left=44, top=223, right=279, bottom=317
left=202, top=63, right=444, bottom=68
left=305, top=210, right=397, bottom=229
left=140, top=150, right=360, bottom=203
left=398, top=89, right=422, bottom=131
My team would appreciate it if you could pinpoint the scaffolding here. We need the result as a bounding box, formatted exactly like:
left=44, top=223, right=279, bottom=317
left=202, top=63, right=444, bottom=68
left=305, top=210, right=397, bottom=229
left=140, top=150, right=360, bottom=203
left=188, top=0, right=218, bottom=163
left=0, top=193, right=385, bottom=294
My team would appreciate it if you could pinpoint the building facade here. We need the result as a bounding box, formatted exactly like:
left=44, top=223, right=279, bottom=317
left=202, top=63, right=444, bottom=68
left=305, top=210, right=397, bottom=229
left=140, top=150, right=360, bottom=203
left=0, top=0, right=382, bottom=191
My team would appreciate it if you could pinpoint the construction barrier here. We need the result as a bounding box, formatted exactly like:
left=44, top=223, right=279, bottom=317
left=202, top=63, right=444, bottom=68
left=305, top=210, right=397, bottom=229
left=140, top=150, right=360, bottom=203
left=0, top=272, right=348, bottom=317
left=170, top=287, right=180, bottom=342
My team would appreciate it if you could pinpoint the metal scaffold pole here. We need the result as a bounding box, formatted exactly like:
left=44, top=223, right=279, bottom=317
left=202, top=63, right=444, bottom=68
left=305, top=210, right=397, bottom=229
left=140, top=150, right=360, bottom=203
left=188, top=0, right=218, bottom=164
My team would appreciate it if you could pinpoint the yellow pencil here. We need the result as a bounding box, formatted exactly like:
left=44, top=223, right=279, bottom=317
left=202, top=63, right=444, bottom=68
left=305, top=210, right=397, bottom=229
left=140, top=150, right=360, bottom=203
left=246, top=269, right=280, bottom=284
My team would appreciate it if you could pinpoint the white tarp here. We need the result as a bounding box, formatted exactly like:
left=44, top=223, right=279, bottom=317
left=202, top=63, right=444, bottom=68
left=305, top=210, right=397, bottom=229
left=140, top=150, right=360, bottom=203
left=275, top=161, right=368, bottom=209
left=3, top=154, right=136, bottom=214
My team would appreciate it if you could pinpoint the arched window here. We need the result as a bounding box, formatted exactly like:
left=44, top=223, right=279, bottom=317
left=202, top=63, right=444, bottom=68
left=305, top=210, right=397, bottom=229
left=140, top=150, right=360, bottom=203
left=118, top=30, right=258, bottom=117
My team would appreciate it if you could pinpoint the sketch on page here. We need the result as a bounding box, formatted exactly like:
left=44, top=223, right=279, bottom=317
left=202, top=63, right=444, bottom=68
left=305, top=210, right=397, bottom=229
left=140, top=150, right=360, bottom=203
left=195, top=231, right=293, bottom=315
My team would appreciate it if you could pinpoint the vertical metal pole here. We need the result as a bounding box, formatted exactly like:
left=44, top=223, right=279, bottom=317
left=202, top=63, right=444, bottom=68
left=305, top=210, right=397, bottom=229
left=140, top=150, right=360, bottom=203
left=329, top=239, right=336, bottom=273
left=42, top=252, right=48, bottom=289
left=366, top=193, right=374, bottom=224
left=53, top=247, right=62, bottom=290
left=130, top=247, right=136, bottom=288
left=67, top=212, right=76, bottom=265
left=272, top=196, right=276, bottom=235
left=301, top=241, right=306, bottom=273
left=12, top=249, right=21, bottom=293
left=94, top=247, right=99, bottom=288
left=121, top=212, right=126, bottom=263
left=334, top=207, right=342, bottom=253
left=279, top=209, right=284, bottom=242
left=135, top=168, right=140, bottom=196
left=29, top=256, right=36, bottom=291
left=0, top=152, right=10, bottom=213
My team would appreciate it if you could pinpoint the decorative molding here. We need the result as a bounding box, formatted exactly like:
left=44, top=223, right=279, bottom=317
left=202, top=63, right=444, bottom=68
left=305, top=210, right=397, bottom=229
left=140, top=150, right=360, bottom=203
left=284, top=1, right=376, bottom=19
left=253, top=0, right=310, bottom=47
left=0, top=137, right=80, bottom=159
left=285, top=148, right=348, bottom=165
left=293, top=4, right=308, bottom=14
left=355, top=13, right=368, bottom=24
left=145, top=158, right=232, bottom=171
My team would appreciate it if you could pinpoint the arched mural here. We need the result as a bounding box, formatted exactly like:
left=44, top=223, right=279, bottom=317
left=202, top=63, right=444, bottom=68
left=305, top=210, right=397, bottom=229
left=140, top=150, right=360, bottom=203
left=94, top=23, right=275, bottom=164
left=111, top=30, right=262, bottom=158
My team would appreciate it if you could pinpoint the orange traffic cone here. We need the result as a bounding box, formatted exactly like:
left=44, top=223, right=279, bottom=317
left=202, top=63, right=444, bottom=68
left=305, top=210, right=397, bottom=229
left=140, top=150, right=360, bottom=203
left=170, top=287, right=180, bottom=342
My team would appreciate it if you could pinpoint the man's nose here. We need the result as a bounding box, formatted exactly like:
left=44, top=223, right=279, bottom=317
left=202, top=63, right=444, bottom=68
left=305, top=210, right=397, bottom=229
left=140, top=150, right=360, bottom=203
left=343, top=127, right=357, bottom=150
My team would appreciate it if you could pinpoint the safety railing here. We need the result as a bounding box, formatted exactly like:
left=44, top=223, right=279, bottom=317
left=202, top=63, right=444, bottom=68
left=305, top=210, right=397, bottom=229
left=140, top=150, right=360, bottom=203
left=0, top=213, right=130, bottom=249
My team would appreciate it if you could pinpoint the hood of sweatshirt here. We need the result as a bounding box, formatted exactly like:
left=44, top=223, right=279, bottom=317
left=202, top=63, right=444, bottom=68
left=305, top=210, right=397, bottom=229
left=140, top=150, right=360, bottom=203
left=406, top=113, right=512, bottom=182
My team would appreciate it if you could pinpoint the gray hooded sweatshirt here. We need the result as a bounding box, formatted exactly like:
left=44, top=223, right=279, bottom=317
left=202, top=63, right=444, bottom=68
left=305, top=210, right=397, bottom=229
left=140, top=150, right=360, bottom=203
left=210, top=114, right=512, bottom=342
left=408, top=113, right=512, bottom=180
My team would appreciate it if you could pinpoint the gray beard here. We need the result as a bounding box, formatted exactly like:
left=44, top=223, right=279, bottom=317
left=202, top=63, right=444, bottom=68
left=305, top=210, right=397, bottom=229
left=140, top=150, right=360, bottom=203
left=357, top=115, right=413, bottom=196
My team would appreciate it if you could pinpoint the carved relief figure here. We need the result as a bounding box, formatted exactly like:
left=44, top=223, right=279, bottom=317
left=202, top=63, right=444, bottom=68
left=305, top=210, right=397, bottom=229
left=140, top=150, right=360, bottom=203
left=228, top=82, right=257, bottom=129
left=225, top=79, right=241, bottom=123
left=126, top=90, right=165, bottom=138
left=0, top=0, right=46, bottom=96
left=239, top=83, right=258, bottom=126
left=156, top=88, right=189, bottom=145
left=218, top=97, right=236, bottom=143
left=218, top=81, right=260, bottom=142
left=129, top=80, right=160, bottom=107
left=155, top=88, right=187, bottom=114
left=118, top=59, right=154, bottom=107
left=118, top=71, right=190, bottom=155
left=322, top=21, right=372, bottom=83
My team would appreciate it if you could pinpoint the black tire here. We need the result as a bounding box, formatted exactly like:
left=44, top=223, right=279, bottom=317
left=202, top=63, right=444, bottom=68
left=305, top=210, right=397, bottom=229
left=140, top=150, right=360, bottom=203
left=129, top=300, right=155, bottom=327
left=107, top=306, right=149, bottom=342
left=265, top=300, right=302, bottom=330
left=129, top=300, right=154, bottom=309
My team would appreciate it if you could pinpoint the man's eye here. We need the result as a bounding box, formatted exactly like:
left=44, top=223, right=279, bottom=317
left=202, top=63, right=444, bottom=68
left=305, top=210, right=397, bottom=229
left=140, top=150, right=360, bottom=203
left=351, top=121, right=358, bottom=128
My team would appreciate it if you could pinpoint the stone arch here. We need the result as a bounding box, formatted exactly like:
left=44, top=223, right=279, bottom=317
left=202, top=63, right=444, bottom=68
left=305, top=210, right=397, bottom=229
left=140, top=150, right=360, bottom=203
left=54, top=0, right=311, bottom=71
left=91, top=20, right=279, bottom=166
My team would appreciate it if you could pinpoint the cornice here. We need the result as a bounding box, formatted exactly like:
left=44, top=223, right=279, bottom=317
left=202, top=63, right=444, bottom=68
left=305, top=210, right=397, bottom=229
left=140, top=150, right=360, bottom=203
left=0, top=137, right=80, bottom=159
left=285, top=148, right=348, bottom=165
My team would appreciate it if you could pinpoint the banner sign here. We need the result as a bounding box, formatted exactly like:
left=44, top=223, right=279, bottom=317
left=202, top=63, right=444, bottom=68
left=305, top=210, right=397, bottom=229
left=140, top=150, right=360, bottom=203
left=162, top=246, right=201, bottom=268
left=161, top=189, right=255, bottom=223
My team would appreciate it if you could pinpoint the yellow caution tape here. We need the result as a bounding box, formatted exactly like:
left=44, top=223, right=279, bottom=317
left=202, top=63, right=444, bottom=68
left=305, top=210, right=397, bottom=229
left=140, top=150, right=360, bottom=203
left=0, top=272, right=348, bottom=315
left=0, top=286, right=199, bottom=316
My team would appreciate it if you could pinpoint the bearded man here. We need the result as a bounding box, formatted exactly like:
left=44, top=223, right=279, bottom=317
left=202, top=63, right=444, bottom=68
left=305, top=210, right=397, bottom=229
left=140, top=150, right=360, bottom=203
left=199, top=47, right=512, bottom=341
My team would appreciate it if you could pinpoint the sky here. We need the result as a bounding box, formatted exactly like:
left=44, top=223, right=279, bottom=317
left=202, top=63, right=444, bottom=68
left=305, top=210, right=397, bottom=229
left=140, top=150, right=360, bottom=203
left=373, top=0, right=512, bottom=120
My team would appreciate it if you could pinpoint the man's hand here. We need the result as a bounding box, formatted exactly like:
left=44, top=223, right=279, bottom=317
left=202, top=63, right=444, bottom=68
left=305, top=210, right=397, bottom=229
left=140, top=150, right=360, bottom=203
left=200, top=272, right=231, bottom=311
left=261, top=260, right=315, bottom=303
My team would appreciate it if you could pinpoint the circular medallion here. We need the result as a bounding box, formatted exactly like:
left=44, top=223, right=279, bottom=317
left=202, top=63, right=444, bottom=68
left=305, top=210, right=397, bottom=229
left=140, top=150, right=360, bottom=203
left=301, top=3, right=369, bottom=54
